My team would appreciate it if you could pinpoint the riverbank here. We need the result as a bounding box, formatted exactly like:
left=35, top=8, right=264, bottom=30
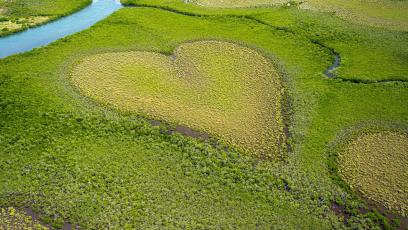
left=0, top=0, right=92, bottom=37
left=0, top=0, right=122, bottom=58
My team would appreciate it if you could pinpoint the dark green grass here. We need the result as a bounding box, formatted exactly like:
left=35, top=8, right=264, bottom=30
left=0, top=5, right=407, bottom=229
left=0, top=111, right=331, bottom=229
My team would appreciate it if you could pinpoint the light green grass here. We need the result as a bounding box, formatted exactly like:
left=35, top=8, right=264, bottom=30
left=71, top=41, right=285, bottom=159
left=180, top=0, right=408, bottom=30
left=122, top=0, right=408, bottom=82
left=190, top=0, right=287, bottom=8
left=300, top=0, right=408, bottom=31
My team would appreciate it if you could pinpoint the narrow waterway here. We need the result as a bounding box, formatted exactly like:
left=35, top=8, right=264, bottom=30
left=324, top=53, right=341, bottom=78
left=0, top=0, right=122, bottom=59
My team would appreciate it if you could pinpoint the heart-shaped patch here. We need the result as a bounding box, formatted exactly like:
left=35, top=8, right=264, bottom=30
left=71, top=41, right=285, bottom=159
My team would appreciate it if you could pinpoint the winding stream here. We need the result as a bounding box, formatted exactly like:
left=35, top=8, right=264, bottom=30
left=324, top=52, right=341, bottom=78
left=0, top=0, right=122, bottom=59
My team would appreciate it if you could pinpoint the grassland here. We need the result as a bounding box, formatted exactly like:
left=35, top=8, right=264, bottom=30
left=190, top=0, right=287, bottom=8
left=182, top=0, right=408, bottom=31
left=122, top=0, right=408, bottom=82
left=299, top=0, right=408, bottom=31
left=0, top=0, right=91, bottom=36
left=71, top=41, right=285, bottom=159
left=0, top=0, right=407, bottom=229
left=338, top=132, right=408, bottom=217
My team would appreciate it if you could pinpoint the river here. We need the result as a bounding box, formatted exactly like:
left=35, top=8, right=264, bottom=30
left=0, top=0, right=122, bottom=59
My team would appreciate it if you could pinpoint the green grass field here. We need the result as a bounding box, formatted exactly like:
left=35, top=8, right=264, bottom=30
left=121, top=0, right=408, bottom=82
left=0, top=0, right=407, bottom=229
left=0, top=0, right=91, bottom=36
left=190, top=0, right=286, bottom=8
left=182, top=0, right=408, bottom=31
left=299, top=0, right=408, bottom=31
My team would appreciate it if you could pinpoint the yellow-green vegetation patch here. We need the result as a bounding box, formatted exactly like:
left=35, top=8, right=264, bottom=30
left=71, top=41, right=286, bottom=159
left=0, top=16, right=49, bottom=34
left=299, top=0, right=408, bottom=31
left=0, top=20, right=20, bottom=31
left=190, top=0, right=287, bottom=8
left=186, top=0, right=408, bottom=30
left=0, top=207, right=48, bottom=230
left=338, top=132, right=408, bottom=216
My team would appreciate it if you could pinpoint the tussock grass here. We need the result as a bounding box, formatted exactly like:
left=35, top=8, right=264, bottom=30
left=338, top=132, right=408, bottom=216
left=71, top=41, right=286, bottom=159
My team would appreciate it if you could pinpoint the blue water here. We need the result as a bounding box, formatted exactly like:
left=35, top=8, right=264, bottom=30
left=0, top=0, right=122, bottom=59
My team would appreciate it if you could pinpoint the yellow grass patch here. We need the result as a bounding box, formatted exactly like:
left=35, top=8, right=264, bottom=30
left=0, top=16, right=49, bottom=33
left=71, top=41, right=286, bottom=159
left=299, top=0, right=408, bottom=31
left=188, top=0, right=408, bottom=30
left=191, top=0, right=287, bottom=8
left=0, top=20, right=20, bottom=30
left=30, top=16, right=49, bottom=24
left=338, top=132, right=408, bottom=216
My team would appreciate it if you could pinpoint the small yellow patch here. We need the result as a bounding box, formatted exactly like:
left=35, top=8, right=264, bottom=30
left=0, top=20, right=21, bottom=30
left=0, top=16, right=49, bottom=33
left=30, top=16, right=50, bottom=24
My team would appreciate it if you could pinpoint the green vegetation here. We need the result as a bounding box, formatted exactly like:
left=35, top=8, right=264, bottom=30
left=181, top=0, right=408, bottom=30
left=298, top=0, right=408, bottom=31
left=71, top=41, right=285, bottom=159
left=0, top=0, right=91, bottom=36
left=338, top=131, right=408, bottom=216
left=122, top=0, right=408, bottom=82
left=189, top=0, right=286, bottom=8
left=0, top=0, right=407, bottom=229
